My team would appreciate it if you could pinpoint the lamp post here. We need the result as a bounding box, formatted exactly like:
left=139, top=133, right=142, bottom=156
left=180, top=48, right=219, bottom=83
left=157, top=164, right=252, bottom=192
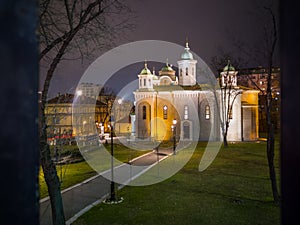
left=100, top=122, right=104, bottom=139
left=108, top=115, right=116, bottom=202
left=172, top=118, right=177, bottom=155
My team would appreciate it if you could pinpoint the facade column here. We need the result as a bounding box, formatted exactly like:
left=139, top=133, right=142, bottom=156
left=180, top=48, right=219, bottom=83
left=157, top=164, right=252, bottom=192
left=130, top=114, right=136, bottom=140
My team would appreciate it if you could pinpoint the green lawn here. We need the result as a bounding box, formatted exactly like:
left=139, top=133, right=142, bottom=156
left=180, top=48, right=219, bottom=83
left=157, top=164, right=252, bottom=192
left=72, top=141, right=280, bottom=225
left=39, top=144, right=152, bottom=199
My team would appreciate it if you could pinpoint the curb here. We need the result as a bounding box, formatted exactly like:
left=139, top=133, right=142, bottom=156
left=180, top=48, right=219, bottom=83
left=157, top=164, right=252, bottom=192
left=65, top=151, right=171, bottom=225
left=40, top=149, right=158, bottom=203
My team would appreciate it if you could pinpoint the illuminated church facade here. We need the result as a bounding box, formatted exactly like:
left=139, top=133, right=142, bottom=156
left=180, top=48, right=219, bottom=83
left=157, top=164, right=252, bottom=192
left=132, top=42, right=259, bottom=142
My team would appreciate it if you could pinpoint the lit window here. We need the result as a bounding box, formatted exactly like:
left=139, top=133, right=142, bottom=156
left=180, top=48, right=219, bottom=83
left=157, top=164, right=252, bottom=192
left=205, top=105, right=210, bottom=120
left=142, top=106, right=146, bottom=120
left=163, top=105, right=168, bottom=120
left=184, top=105, right=188, bottom=120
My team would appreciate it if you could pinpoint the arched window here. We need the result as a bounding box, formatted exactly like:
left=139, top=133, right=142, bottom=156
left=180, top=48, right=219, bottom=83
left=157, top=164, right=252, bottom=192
left=205, top=105, right=210, bottom=120
left=143, top=78, right=146, bottom=86
left=140, top=79, right=142, bottom=87
left=180, top=68, right=182, bottom=76
left=142, top=105, right=146, bottom=120
left=184, top=105, right=188, bottom=120
left=186, top=67, right=188, bottom=76
left=163, top=105, right=168, bottom=120
left=149, top=79, right=151, bottom=86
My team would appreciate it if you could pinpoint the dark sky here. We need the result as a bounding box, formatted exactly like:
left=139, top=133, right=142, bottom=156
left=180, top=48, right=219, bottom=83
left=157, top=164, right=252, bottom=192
left=45, top=0, right=279, bottom=98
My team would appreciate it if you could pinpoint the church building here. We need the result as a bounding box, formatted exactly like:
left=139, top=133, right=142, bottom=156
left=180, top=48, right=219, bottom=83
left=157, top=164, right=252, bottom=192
left=132, top=42, right=259, bottom=142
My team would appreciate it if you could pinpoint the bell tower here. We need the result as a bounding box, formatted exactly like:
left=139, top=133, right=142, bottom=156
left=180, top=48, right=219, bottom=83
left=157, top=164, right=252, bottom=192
left=138, top=61, right=154, bottom=89
left=177, top=41, right=197, bottom=86
left=220, top=60, right=238, bottom=88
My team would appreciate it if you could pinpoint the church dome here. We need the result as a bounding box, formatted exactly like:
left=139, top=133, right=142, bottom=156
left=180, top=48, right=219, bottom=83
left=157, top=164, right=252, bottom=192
left=223, top=61, right=235, bottom=72
left=140, top=62, right=152, bottom=75
left=181, top=42, right=194, bottom=60
left=161, top=64, right=174, bottom=72
left=159, top=61, right=176, bottom=80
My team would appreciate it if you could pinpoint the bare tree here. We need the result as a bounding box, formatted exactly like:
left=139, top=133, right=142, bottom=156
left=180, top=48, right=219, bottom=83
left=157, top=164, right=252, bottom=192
left=210, top=48, right=247, bottom=75
left=97, top=86, right=116, bottom=129
left=39, top=1, right=133, bottom=224
left=213, top=1, right=280, bottom=203
left=219, top=61, right=242, bottom=147
left=237, top=2, right=280, bottom=204
left=263, top=5, right=280, bottom=204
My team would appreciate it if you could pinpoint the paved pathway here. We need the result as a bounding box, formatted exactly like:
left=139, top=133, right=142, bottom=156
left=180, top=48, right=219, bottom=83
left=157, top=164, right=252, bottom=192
left=40, top=148, right=173, bottom=225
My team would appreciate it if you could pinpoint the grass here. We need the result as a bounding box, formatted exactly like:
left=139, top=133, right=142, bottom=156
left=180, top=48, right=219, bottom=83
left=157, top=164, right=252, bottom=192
left=72, top=140, right=280, bottom=225
left=39, top=144, right=152, bottom=199
left=39, top=161, right=97, bottom=199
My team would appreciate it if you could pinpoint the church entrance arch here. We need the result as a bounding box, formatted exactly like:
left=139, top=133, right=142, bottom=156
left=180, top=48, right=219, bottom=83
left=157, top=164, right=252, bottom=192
left=182, top=120, right=192, bottom=140
left=137, top=102, right=151, bottom=139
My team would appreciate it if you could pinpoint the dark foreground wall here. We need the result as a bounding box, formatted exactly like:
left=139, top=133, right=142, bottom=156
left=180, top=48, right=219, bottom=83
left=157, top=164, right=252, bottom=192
left=281, top=1, right=300, bottom=225
left=0, top=1, right=39, bottom=225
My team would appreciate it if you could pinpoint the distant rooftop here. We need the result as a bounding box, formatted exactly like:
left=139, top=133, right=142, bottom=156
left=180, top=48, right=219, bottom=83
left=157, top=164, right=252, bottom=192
left=47, top=93, right=105, bottom=105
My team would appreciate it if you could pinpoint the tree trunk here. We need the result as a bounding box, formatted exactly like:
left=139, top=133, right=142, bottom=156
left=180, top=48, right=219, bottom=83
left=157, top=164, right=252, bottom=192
left=223, top=121, right=229, bottom=147
left=266, top=54, right=280, bottom=204
left=266, top=123, right=280, bottom=204
left=39, top=12, right=95, bottom=224
left=40, top=108, right=65, bottom=225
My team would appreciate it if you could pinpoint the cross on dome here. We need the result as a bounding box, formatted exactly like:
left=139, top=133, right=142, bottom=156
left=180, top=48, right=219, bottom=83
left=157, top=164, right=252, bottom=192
left=181, top=39, right=193, bottom=60
left=140, top=59, right=152, bottom=75
left=185, top=37, right=189, bottom=49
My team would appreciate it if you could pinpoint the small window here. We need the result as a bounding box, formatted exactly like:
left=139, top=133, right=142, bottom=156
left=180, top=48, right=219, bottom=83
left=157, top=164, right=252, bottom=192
left=192, top=67, right=194, bottom=76
left=186, top=67, right=188, bottom=76
left=180, top=68, right=182, bottom=76
left=149, top=79, right=151, bottom=86
left=205, top=105, right=210, bottom=120
left=184, top=105, right=188, bottom=120
left=53, top=116, right=60, bottom=124
left=163, top=105, right=168, bottom=120
left=140, top=79, right=142, bottom=87
left=142, top=106, right=146, bottom=120
left=143, top=78, right=146, bottom=86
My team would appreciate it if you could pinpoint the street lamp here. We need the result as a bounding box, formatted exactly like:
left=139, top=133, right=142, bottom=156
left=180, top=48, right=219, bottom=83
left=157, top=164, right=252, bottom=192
left=100, top=122, right=104, bottom=139
left=108, top=115, right=116, bottom=202
left=76, top=89, right=82, bottom=96
left=172, top=118, right=177, bottom=155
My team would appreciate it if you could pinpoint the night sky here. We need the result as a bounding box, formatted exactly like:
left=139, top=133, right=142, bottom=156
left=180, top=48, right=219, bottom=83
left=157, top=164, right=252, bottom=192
left=44, top=0, right=279, bottom=98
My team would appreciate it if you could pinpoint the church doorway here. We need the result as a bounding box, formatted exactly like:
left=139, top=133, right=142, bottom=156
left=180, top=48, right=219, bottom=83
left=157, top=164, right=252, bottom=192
left=137, top=102, right=151, bottom=139
left=183, top=121, right=190, bottom=139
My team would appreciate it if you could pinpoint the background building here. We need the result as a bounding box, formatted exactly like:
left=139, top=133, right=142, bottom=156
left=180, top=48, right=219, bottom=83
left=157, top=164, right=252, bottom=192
left=77, top=83, right=102, bottom=99
left=238, top=67, right=280, bottom=132
left=45, top=93, right=106, bottom=145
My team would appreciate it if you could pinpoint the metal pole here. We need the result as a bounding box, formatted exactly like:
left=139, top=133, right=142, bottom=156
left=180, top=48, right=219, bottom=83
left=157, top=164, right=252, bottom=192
left=110, top=125, right=116, bottom=201
left=173, top=126, right=176, bottom=155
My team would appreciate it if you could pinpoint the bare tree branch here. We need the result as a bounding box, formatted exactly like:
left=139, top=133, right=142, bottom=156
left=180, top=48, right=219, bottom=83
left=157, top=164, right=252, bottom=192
left=38, top=1, right=134, bottom=224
